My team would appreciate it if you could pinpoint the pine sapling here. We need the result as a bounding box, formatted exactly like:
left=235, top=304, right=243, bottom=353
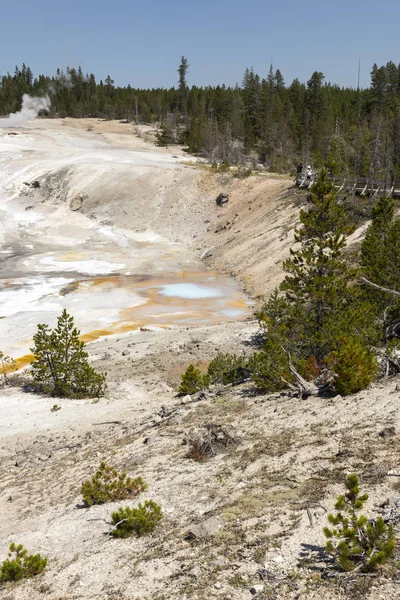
left=0, top=543, right=47, bottom=582
left=111, top=500, right=162, bottom=538
left=81, top=461, right=147, bottom=506
left=178, top=364, right=209, bottom=395
left=0, top=351, right=16, bottom=386
left=324, top=474, right=395, bottom=572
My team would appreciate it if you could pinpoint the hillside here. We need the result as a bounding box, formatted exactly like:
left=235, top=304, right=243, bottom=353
left=0, top=119, right=399, bottom=600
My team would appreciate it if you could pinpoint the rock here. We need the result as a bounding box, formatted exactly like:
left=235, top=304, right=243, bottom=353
left=379, top=426, right=396, bottom=438
left=192, top=390, right=208, bottom=402
left=200, top=247, right=214, bottom=260
left=186, top=516, right=223, bottom=539
left=216, top=192, right=229, bottom=206
left=23, top=180, right=40, bottom=188
left=181, top=395, right=191, bottom=404
left=189, top=566, right=201, bottom=579
left=249, top=584, right=264, bottom=595
left=69, top=195, right=87, bottom=211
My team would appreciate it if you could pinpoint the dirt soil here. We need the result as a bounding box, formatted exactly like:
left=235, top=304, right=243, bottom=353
left=1, top=119, right=400, bottom=600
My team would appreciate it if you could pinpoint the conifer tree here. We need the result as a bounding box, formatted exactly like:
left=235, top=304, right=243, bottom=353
left=30, top=309, right=106, bottom=398
left=255, top=171, right=377, bottom=393
left=279, top=170, right=361, bottom=361
left=324, top=474, right=395, bottom=572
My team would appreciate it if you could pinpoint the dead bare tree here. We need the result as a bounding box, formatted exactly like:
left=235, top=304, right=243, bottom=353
left=281, top=348, right=331, bottom=398
left=360, top=277, right=400, bottom=375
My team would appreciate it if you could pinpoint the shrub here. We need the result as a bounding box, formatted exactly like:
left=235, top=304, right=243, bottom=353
left=0, top=543, right=47, bottom=582
left=207, top=353, right=249, bottom=386
left=328, top=338, right=377, bottom=395
left=324, top=474, right=395, bottom=572
left=233, top=166, right=252, bottom=179
left=218, top=158, right=231, bottom=172
left=178, top=364, right=209, bottom=395
left=248, top=338, right=291, bottom=392
left=111, top=500, right=162, bottom=538
left=30, top=309, right=106, bottom=398
left=0, top=351, right=16, bottom=385
left=187, top=423, right=236, bottom=461
left=81, top=461, right=147, bottom=506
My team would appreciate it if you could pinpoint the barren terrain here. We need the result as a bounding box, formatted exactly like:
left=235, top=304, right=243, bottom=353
left=1, top=119, right=400, bottom=600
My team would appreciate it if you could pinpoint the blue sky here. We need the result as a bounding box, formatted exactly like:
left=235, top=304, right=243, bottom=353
left=1, top=0, right=399, bottom=89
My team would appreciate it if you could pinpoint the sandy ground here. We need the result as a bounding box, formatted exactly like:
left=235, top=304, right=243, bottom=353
left=1, top=119, right=400, bottom=600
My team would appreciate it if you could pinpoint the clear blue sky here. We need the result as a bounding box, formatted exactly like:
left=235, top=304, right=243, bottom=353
left=1, top=0, right=399, bottom=89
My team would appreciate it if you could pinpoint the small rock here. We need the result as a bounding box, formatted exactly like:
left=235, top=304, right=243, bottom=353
left=379, top=426, right=396, bottom=438
left=200, top=247, right=214, bottom=260
left=186, top=516, right=223, bottom=539
left=249, top=584, right=264, bottom=595
left=216, top=192, right=229, bottom=206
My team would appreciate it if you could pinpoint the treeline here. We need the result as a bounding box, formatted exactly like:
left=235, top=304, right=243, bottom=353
left=2, top=61, right=400, bottom=178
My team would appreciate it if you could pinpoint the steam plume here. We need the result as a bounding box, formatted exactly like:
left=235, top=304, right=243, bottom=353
left=0, top=94, right=51, bottom=128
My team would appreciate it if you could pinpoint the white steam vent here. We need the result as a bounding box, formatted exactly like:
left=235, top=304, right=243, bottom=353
left=0, top=94, right=51, bottom=128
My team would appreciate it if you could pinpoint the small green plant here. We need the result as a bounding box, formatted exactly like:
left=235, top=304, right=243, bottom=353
left=218, top=157, right=231, bottom=172
left=207, top=352, right=249, bottom=386
left=0, top=351, right=16, bottom=385
left=248, top=338, right=291, bottom=392
left=324, top=474, right=395, bottom=572
left=178, top=364, right=209, bottom=395
left=81, top=462, right=147, bottom=506
left=30, top=309, right=106, bottom=398
left=50, top=404, right=61, bottom=412
left=233, top=166, right=252, bottom=179
left=0, top=543, right=47, bottom=582
left=111, top=500, right=162, bottom=538
left=328, top=338, right=377, bottom=395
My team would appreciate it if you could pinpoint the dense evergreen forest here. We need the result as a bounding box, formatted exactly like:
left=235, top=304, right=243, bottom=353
left=1, top=59, right=400, bottom=178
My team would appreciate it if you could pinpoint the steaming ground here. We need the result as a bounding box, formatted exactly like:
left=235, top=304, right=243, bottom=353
left=4, top=120, right=398, bottom=600
left=0, top=119, right=253, bottom=359
left=0, top=94, right=51, bottom=128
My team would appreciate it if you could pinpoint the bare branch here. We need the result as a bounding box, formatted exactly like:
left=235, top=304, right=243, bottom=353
left=360, top=277, right=400, bottom=297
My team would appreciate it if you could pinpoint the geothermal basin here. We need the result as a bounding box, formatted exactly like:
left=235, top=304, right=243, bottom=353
left=0, top=119, right=251, bottom=364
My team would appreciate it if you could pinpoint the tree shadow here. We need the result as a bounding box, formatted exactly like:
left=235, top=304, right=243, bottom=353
left=299, top=542, right=333, bottom=572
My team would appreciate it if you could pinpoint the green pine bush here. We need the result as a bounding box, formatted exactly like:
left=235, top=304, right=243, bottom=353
left=111, top=500, right=162, bottom=538
left=30, top=309, right=106, bottom=398
left=207, top=352, right=249, bottom=386
left=0, top=543, right=47, bottom=582
left=248, top=338, right=291, bottom=392
left=328, top=338, right=377, bottom=395
left=0, top=351, right=16, bottom=386
left=178, top=364, right=209, bottom=395
left=324, top=474, right=395, bottom=572
left=81, top=461, right=147, bottom=506
left=218, top=158, right=231, bottom=172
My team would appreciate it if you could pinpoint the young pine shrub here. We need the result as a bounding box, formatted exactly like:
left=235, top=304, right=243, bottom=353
left=328, top=338, right=377, bottom=395
left=248, top=338, right=291, bottom=392
left=178, top=364, right=209, bottom=395
left=207, top=352, right=249, bottom=386
left=111, top=500, right=162, bottom=538
left=0, top=543, right=47, bottom=582
left=324, top=474, right=395, bottom=572
left=30, top=309, right=106, bottom=399
left=0, top=351, right=16, bottom=386
left=81, top=461, right=147, bottom=507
